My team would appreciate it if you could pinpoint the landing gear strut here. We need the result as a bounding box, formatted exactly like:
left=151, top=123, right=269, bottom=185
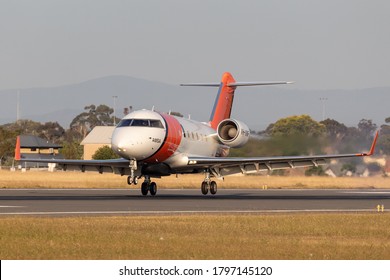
left=140, top=175, right=157, bottom=196
left=201, top=170, right=217, bottom=195
left=127, top=159, right=138, bottom=185
left=126, top=160, right=157, bottom=196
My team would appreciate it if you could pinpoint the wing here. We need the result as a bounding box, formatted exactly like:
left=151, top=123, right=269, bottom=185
left=18, top=158, right=131, bottom=175
left=17, top=132, right=378, bottom=178
left=185, top=132, right=379, bottom=177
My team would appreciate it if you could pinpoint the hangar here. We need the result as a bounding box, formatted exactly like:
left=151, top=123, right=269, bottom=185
left=81, top=126, right=115, bottom=160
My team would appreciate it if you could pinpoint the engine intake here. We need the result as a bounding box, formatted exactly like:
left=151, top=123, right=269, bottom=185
left=217, top=119, right=250, bottom=148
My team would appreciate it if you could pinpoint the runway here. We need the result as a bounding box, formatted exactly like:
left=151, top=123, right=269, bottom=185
left=0, top=188, right=389, bottom=216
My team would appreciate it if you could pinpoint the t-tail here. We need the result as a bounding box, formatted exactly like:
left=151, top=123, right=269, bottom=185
left=209, top=72, right=236, bottom=129
left=181, top=72, right=293, bottom=129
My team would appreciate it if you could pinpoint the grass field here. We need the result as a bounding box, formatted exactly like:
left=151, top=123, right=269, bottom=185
left=0, top=170, right=389, bottom=189
left=1, top=170, right=389, bottom=260
left=0, top=214, right=389, bottom=260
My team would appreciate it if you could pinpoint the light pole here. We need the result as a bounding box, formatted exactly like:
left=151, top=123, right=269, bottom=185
left=112, top=96, right=118, bottom=125
left=320, top=97, right=328, bottom=121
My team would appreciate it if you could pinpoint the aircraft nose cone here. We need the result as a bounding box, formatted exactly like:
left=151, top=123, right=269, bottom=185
left=111, top=127, right=165, bottom=160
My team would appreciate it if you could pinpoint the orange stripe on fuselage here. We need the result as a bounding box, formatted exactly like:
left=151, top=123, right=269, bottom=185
left=209, top=72, right=236, bottom=129
left=144, top=113, right=182, bottom=163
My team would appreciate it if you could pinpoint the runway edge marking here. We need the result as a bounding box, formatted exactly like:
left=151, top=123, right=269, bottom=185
left=0, top=209, right=386, bottom=216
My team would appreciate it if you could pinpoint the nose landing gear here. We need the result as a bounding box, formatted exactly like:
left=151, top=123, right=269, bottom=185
left=126, top=160, right=157, bottom=196
left=127, top=175, right=138, bottom=185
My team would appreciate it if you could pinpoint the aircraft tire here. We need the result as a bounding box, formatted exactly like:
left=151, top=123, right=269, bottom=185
left=210, top=181, right=217, bottom=195
left=201, top=181, right=209, bottom=195
left=141, top=182, right=149, bottom=196
left=149, top=182, right=157, bottom=196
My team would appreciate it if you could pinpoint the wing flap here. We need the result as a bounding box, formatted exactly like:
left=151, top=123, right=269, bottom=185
left=187, top=132, right=378, bottom=176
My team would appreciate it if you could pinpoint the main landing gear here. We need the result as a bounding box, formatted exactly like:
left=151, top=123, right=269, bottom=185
left=127, top=174, right=157, bottom=196
left=201, top=171, right=217, bottom=195
left=141, top=176, right=157, bottom=196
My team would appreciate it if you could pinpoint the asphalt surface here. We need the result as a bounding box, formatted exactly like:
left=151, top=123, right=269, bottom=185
left=0, top=188, right=389, bottom=216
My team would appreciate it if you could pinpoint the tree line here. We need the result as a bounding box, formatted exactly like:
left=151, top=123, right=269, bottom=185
left=0, top=104, right=389, bottom=169
left=0, top=104, right=117, bottom=164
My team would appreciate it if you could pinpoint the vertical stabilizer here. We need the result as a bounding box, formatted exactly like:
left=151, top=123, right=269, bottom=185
left=180, top=72, right=293, bottom=130
left=209, top=72, right=236, bottom=129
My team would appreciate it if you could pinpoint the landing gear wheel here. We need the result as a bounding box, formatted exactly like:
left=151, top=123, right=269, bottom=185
left=127, top=176, right=138, bottom=185
left=149, top=182, right=157, bottom=196
left=201, top=181, right=209, bottom=195
left=141, top=182, right=149, bottom=196
left=210, top=181, right=217, bottom=195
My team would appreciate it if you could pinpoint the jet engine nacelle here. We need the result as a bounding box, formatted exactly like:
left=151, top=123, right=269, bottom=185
left=217, top=119, right=250, bottom=148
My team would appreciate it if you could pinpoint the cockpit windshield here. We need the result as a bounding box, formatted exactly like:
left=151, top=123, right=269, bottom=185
left=117, top=119, right=164, bottom=128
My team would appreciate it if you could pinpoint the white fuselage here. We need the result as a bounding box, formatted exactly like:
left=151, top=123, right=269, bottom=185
left=111, top=110, right=227, bottom=170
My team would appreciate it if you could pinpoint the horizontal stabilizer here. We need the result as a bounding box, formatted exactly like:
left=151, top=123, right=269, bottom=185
left=228, top=81, right=294, bottom=87
left=180, top=83, right=221, bottom=87
left=180, top=81, right=294, bottom=87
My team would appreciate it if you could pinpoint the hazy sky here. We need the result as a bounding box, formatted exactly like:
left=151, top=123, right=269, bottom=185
left=1, top=0, right=389, bottom=91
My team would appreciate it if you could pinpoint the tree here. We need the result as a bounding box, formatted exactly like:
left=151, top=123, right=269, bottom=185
left=69, top=104, right=119, bottom=141
left=60, top=141, right=83, bottom=159
left=358, top=119, right=377, bottom=135
left=2, top=120, right=65, bottom=144
left=92, top=145, right=120, bottom=160
left=320, top=118, right=348, bottom=140
left=378, top=116, right=390, bottom=155
left=0, top=127, right=19, bottom=165
left=266, top=115, right=326, bottom=137
left=357, top=119, right=377, bottom=138
left=38, top=122, right=65, bottom=143
left=230, top=115, right=327, bottom=157
left=0, top=120, right=66, bottom=165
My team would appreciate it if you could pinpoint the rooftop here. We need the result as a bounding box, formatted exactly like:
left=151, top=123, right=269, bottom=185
left=81, top=126, right=115, bottom=145
left=20, top=135, right=62, bottom=149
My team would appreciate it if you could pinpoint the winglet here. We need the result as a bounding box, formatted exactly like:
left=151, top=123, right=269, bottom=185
left=358, top=131, right=379, bottom=156
left=15, top=135, right=21, bottom=161
left=368, top=131, right=379, bottom=156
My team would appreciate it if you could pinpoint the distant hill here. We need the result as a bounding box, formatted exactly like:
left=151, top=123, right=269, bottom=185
left=1, top=75, right=389, bottom=130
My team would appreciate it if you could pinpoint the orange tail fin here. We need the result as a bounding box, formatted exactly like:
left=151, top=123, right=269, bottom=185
left=209, top=72, right=236, bottom=129
left=180, top=72, right=292, bottom=130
